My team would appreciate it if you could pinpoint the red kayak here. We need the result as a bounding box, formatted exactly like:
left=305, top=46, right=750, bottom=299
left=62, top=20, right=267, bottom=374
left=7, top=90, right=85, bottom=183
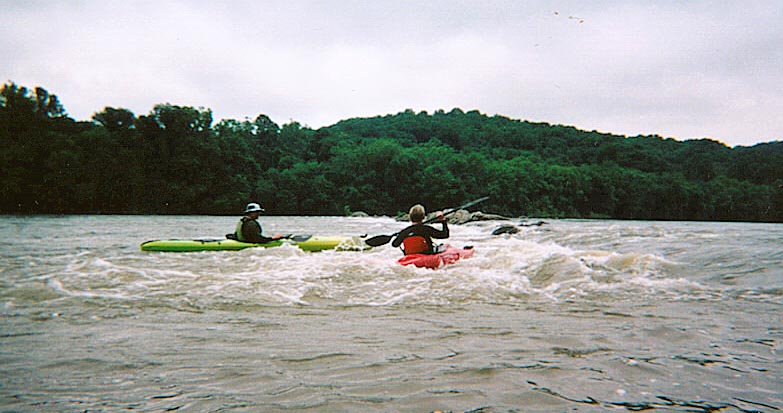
left=397, top=245, right=475, bottom=269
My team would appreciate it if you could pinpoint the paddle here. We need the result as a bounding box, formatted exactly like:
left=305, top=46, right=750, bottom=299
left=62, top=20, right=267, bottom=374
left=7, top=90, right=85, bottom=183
left=284, top=234, right=312, bottom=242
left=364, top=196, right=490, bottom=247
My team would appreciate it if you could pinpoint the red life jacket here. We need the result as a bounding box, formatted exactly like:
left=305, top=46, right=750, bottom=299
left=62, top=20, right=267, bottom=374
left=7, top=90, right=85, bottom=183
left=402, top=236, right=430, bottom=255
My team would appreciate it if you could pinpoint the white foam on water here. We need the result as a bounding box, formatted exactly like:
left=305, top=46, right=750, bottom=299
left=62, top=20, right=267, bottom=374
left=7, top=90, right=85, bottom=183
left=3, top=216, right=780, bottom=413
left=37, top=218, right=733, bottom=309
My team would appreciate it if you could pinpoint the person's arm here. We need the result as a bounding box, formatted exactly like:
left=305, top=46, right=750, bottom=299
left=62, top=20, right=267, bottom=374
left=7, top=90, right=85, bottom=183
left=425, top=212, right=449, bottom=239
left=242, top=220, right=276, bottom=243
left=255, top=234, right=277, bottom=243
left=428, top=220, right=449, bottom=239
left=391, top=224, right=414, bottom=248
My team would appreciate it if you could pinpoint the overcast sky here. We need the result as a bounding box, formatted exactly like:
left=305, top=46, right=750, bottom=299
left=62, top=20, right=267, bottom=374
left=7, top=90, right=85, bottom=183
left=3, top=0, right=781, bottom=147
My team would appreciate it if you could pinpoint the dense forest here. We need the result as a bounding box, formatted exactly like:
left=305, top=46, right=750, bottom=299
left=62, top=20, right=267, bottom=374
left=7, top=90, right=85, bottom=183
left=1, top=81, right=781, bottom=222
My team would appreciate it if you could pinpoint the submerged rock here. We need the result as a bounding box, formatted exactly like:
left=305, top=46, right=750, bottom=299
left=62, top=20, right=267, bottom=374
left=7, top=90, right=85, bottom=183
left=491, top=220, right=547, bottom=235
left=492, top=225, right=520, bottom=235
left=520, top=220, right=546, bottom=227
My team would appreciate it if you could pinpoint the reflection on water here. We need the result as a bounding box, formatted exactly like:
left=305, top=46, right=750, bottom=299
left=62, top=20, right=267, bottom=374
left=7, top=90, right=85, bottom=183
left=1, top=216, right=781, bottom=412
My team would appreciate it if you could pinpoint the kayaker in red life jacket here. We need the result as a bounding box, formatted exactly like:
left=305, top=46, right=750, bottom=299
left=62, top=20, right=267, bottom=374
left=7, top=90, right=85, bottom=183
left=391, top=204, right=449, bottom=255
left=232, top=202, right=283, bottom=243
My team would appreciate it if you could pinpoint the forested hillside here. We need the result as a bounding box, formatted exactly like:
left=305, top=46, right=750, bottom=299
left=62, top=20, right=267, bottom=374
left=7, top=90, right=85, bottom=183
left=2, top=82, right=781, bottom=221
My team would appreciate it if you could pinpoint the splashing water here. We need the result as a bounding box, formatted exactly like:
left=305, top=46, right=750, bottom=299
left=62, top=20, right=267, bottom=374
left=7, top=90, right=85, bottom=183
left=1, top=216, right=780, bottom=412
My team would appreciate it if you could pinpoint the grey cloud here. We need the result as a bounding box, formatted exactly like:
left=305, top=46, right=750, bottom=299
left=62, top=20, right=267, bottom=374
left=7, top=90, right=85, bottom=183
left=1, top=0, right=780, bottom=146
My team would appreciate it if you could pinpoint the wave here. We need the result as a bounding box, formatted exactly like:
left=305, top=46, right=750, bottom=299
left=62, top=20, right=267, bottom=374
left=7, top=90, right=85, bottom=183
left=18, top=235, right=727, bottom=311
left=3, top=218, right=779, bottom=311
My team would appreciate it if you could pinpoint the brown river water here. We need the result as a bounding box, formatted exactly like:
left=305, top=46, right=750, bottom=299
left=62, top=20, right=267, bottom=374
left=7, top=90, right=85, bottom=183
left=1, top=215, right=781, bottom=412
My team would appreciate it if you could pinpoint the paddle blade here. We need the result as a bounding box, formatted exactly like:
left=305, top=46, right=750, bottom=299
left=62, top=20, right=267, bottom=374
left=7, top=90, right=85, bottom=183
left=289, top=234, right=313, bottom=242
left=364, top=234, right=393, bottom=247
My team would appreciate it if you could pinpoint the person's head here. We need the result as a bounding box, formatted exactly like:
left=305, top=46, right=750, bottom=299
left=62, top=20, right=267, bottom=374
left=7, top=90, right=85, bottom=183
left=409, top=204, right=426, bottom=223
left=243, top=202, right=265, bottom=218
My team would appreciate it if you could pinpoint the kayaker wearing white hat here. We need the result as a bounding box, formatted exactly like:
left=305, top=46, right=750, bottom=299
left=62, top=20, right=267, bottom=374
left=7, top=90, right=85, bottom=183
left=232, top=202, right=283, bottom=243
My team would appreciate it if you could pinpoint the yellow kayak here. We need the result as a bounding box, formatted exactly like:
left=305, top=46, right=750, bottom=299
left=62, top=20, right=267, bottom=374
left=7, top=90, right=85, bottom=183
left=140, top=235, right=368, bottom=252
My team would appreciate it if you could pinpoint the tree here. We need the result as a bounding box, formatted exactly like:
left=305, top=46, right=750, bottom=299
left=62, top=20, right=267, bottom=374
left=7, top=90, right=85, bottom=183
left=2, top=81, right=782, bottom=221
left=93, top=107, right=136, bottom=132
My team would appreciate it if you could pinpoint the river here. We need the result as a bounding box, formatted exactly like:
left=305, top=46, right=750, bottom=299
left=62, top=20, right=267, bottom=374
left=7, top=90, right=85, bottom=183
left=1, top=215, right=781, bottom=412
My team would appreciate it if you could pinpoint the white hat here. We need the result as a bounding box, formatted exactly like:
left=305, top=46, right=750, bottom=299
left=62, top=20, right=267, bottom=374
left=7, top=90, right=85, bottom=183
left=243, top=202, right=265, bottom=213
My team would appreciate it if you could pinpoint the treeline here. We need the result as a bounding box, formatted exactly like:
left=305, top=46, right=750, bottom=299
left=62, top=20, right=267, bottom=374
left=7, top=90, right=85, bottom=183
left=1, top=81, right=781, bottom=222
